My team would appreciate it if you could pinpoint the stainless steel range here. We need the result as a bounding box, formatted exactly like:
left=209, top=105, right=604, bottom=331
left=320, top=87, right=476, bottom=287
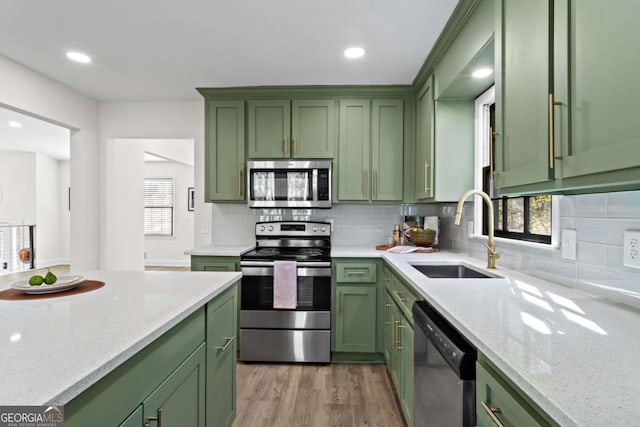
left=239, top=220, right=331, bottom=363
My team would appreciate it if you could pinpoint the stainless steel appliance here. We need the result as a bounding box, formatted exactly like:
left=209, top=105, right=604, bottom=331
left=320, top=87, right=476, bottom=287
left=246, top=160, right=332, bottom=209
left=240, top=220, right=331, bottom=363
left=413, top=301, right=477, bottom=427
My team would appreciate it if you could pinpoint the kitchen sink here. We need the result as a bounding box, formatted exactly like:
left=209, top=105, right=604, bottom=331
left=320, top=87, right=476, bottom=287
left=411, top=264, right=501, bottom=279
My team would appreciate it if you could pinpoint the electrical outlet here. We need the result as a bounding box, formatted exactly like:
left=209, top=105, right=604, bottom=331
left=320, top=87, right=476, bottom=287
left=624, top=231, right=640, bottom=268
left=562, top=229, right=577, bottom=260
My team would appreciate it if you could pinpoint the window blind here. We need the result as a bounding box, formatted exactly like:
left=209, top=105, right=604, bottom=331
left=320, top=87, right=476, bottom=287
left=144, top=178, right=174, bottom=236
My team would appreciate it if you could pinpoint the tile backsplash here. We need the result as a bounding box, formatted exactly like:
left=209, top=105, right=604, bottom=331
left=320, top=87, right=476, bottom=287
left=210, top=203, right=437, bottom=247
left=437, top=190, right=640, bottom=308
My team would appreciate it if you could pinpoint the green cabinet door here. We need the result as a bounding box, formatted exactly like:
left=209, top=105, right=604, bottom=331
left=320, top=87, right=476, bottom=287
left=495, top=0, right=551, bottom=190
left=291, top=100, right=335, bottom=158
left=206, top=285, right=237, bottom=427
left=553, top=0, right=640, bottom=180
left=205, top=100, right=245, bottom=201
left=119, top=406, right=142, bottom=427
left=248, top=100, right=290, bottom=158
left=338, top=100, right=371, bottom=201
left=399, top=316, right=414, bottom=427
left=334, top=285, right=377, bottom=353
left=372, top=99, right=404, bottom=201
left=415, top=77, right=434, bottom=200
left=383, top=290, right=394, bottom=364
left=389, top=302, right=402, bottom=391
left=190, top=256, right=240, bottom=272
left=143, top=343, right=206, bottom=427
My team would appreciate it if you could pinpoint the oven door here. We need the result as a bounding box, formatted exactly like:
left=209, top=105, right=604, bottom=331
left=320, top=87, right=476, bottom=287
left=240, top=265, right=331, bottom=311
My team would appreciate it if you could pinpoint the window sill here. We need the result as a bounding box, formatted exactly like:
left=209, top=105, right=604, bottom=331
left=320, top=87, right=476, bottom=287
left=469, top=234, right=559, bottom=251
left=145, top=235, right=176, bottom=240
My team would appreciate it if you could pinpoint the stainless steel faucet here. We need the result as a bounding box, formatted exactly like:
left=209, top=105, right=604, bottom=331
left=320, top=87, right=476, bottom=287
left=454, top=190, right=500, bottom=269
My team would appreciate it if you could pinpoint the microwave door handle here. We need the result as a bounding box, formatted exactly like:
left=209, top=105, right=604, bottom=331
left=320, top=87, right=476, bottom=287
left=312, top=169, right=318, bottom=201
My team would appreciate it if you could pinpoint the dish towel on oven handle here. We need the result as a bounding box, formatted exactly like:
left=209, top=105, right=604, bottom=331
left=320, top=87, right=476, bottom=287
left=273, top=260, right=297, bottom=309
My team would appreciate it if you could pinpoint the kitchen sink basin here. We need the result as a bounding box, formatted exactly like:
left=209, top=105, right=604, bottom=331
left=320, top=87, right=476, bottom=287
left=411, top=264, right=500, bottom=279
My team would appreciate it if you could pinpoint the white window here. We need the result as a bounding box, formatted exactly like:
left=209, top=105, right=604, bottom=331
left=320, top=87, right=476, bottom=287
left=474, top=87, right=559, bottom=246
left=144, top=178, right=174, bottom=236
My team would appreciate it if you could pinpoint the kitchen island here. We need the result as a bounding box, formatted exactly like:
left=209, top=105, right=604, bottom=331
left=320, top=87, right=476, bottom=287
left=333, top=248, right=640, bottom=427
left=0, top=270, right=240, bottom=427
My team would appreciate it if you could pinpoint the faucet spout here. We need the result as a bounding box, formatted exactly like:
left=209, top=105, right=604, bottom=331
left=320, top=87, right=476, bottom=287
left=454, top=189, right=500, bottom=269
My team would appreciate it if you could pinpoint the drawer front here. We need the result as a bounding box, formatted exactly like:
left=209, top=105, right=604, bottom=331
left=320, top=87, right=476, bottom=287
left=336, top=262, right=377, bottom=283
left=384, top=264, right=421, bottom=319
left=476, top=361, right=552, bottom=427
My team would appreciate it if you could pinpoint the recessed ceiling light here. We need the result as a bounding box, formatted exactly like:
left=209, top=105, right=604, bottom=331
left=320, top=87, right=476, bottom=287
left=344, top=47, right=365, bottom=59
left=471, top=68, right=493, bottom=79
left=8, top=121, right=22, bottom=128
left=66, top=51, right=92, bottom=64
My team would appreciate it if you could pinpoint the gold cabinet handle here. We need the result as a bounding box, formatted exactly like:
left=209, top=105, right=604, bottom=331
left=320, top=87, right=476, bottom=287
left=394, top=290, right=407, bottom=302
left=393, top=320, right=400, bottom=351
left=347, top=271, right=366, bottom=276
left=384, top=303, right=391, bottom=325
left=397, top=321, right=405, bottom=350
left=293, top=137, right=297, bottom=155
left=283, top=138, right=288, bottom=155
left=217, top=335, right=236, bottom=352
left=480, top=401, right=506, bottom=427
left=548, top=94, right=555, bottom=169
left=424, top=162, right=430, bottom=194
left=239, top=170, right=243, bottom=196
left=489, top=126, right=494, bottom=179
left=147, top=408, right=163, bottom=427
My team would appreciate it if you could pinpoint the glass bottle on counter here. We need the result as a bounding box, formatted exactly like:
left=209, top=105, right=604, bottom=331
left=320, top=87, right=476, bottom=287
left=392, top=224, right=401, bottom=246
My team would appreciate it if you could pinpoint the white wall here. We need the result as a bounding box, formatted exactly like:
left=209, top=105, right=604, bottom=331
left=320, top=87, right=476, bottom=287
left=34, top=153, right=67, bottom=267
left=58, top=161, right=70, bottom=263
left=104, top=139, right=145, bottom=270
left=99, top=102, right=207, bottom=269
left=0, top=152, right=36, bottom=223
left=144, top=161, right=194, bottom=266
left=0, top=54, right=99, bottom=269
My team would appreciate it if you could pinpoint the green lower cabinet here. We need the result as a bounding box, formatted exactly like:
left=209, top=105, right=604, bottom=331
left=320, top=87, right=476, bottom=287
left=399, top=318, right=414, bottom=427
left=476, top=358, right=558, bottom=427
left=334, top=285, right=377, bottom=353
left=191, top=256, right=240, bottom=272
left=206, top=285, right=238, bottom=427
left=383, top=291, right=394, bottom=364
left=143, top=344, right=206, bottom=427
left=119, top=406, right=142, bottom=427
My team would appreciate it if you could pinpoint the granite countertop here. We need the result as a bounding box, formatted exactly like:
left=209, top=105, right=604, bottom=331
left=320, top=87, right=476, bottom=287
left=185, top=245, right=254, bottom=256
left=333, top=246, right=640, bottom=426
left=0, top=270, right=241, bottom=406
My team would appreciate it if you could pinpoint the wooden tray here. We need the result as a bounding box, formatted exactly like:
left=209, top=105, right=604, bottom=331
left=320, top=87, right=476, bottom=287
left=0, top=280, right=105, bottom=301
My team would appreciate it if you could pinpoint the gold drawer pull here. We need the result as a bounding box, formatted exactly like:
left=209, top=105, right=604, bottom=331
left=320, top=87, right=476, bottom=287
left=481, top=401, right=506, bottom=427
left=395, top=290, right=407, bottom=302
left=347, top=271, right=367, bottom=276
left=217, top=335, right=236, bottom=352
left=384, top=303, right=391, bottom=325
left=146, top=408, right=163, bottom=427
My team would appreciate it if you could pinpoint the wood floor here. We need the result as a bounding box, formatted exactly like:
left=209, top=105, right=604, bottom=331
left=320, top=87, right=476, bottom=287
left=233, top=362, right=405, bottom=427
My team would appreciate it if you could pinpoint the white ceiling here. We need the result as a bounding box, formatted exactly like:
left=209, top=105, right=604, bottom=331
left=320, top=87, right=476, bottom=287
left=0, top=0, right=459, bottom=101
left=0, top=107, right=70, bottom=160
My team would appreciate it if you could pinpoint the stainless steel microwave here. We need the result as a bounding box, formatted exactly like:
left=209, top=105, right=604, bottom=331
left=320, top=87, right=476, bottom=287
left=246, top=160, right=332, bottom=208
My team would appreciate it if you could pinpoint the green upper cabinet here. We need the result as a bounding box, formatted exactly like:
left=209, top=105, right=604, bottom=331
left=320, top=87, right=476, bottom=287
left=291, top=100, right=335, bottom=158
left=553, top=0, right=640, bottom=181
left=338, top=98, right=404, bottom=202
left=247, top=100, right=291, bottom=158
left=415, top=77, right=434, bottom=200
left=495, top=0, right=551, bottom=190
left=248, top=99, right=335, bottom=159
left=338, top=99, right=371, bottom=201
left=205, top=100, right=245, bottom=201
left=372, top=99, right=404, bottom=201
left=495, top=0, right=640, bottom=194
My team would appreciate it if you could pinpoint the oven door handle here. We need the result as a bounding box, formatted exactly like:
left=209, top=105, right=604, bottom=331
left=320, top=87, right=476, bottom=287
left=241, top=267, right=331, bottom=277
left=240, top=261, right=331, bottom=268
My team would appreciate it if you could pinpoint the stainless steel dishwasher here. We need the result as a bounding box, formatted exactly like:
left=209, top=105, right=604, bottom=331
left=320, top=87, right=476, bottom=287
left=413, top=301, right=477, bottom=427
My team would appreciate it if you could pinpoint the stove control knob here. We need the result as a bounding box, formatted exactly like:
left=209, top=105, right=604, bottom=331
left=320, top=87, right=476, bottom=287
left=321, top=227, right=326, bottom=232
left=259, top=225, right=266, bottom=232
left=313, top=227, right=318, bottom=232
left=268, top=226, right=274, bottom=232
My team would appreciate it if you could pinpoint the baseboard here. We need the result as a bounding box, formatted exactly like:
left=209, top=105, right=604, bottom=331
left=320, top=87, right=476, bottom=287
left=331, top=352, right=385, bottom=364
